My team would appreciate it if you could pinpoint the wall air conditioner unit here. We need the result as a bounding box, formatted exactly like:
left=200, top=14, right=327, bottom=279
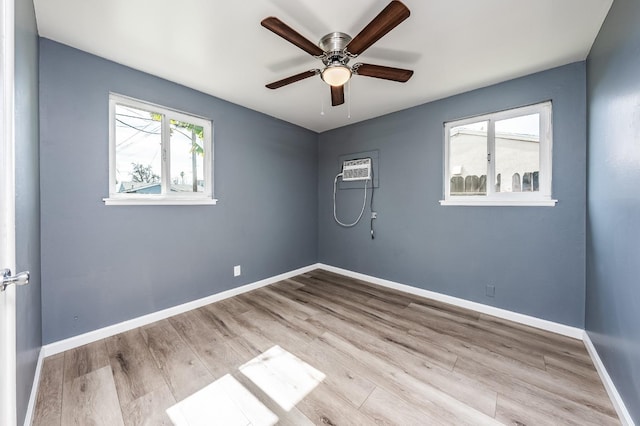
left=342, top=158, right=372, bottom=181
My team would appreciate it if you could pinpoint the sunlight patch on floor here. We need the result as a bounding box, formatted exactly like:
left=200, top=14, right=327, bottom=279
left=166, top=374, right=278, bottom=426
left=239, top=345, right=326, bottom=411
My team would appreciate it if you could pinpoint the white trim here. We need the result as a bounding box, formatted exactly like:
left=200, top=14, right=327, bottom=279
left=103, top=197, right=218, bottom=206
left=316, top=263, right=583, bottom=339
left=107, top=93, right=214, bottom=203
left=583, top=331, right=635, bottom=426
left=22, top=348, right=44, bottom=426
left=0, top=0, right=17, bottom=423
left=439, top=199, right=557, bottom=207
left=41, top=264, right=320, bottom=357
left=443, top=101, right=554, bottom=206
left=41, top=262, right=584, bottom=355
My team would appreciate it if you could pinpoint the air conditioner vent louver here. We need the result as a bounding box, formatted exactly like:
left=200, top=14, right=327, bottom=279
left=342, top=158, right=371, bottom=181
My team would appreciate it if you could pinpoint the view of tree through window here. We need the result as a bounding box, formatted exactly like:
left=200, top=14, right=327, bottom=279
left=114, top=105, right=205, bottom=194
left=169, top=119, right=205, bottom=193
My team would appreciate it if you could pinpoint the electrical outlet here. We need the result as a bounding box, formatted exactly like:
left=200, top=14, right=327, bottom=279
left=371, top=212, right=377, bottom=219
left=486, top=284, right=495, bottom=297
left=234, top=265, right=241, bottom=277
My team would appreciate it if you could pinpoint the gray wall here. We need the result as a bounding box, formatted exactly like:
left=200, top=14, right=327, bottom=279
left=15, top=0, right=41, bottom=423
left=586, top=0, right=640, bottom=421
left=39, top=39, right=318, bottom=344
left=319, top=62, right=587, bottom=327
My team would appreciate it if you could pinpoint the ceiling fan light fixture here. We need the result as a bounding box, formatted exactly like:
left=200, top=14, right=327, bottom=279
left=321, top=64, right=351, bottom=87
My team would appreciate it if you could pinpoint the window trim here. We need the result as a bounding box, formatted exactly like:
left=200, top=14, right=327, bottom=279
left=104, top=93, right=216, bottom=206
left=440, top=101, right=557, bottom=207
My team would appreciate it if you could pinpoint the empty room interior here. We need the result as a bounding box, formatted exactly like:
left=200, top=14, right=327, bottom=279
left=3, top=0, right=640, bottom=424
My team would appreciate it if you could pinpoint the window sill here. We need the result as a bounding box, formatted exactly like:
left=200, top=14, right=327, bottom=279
left=439, top=199, right=557, bottom=207
left=103, top=197, right=218, bottom=206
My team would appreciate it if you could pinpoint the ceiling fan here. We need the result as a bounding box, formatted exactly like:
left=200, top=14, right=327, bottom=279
left=261, top=0, right=414, bottom=106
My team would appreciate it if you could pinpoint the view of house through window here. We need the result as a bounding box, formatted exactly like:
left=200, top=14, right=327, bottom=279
left=494, top=113, right=540, bottom=193
left=106, top=94, right=213, bottom=205
left=449, top=121, right=488, bottom=195
left=443, top=101, right=553, bottom=206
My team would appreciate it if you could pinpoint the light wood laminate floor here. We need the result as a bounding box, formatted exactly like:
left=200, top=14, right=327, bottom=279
left=32, top=270, right=620, bottom=425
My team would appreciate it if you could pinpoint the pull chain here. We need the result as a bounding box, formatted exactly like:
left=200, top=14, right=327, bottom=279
left=347, top=80, right=351, bottom=119
left=320, top=77, right=325, bottom=116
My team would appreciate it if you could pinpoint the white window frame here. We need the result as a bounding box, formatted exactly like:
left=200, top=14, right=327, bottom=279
left=440, top=101, right=556, bottom=207
left=104, top=94, right=216, bottom=206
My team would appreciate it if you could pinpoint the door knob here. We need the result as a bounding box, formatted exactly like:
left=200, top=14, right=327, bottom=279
left=1, top=268, right=30, bottom=292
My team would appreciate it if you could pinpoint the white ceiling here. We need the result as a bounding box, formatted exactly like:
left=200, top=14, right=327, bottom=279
left=33, top=0, right=612, bottom=133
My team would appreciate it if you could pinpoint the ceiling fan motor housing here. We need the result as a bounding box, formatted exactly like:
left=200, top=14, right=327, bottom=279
left=319, top=32, right=353, bottom=66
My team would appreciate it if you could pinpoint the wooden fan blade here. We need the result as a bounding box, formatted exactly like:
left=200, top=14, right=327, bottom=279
left=345, top=1, right=410, bottom=56
left=261, top=17, right=324, bottom=57
left=331, top=85, right=345, bottom=106
left=353, top=63, right=413, bottom=82
left=266, top=70, right=317, bottom=89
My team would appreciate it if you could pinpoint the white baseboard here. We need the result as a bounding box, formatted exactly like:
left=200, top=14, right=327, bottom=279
left=36, top=262, right=633, bottom=425
left=316, top=263, right=584, bottom=340
left=42, top=264, right=320, bottom=357
left=583, top=331, right=635, bottom=426
left=23, top=347, right=44, bottom=426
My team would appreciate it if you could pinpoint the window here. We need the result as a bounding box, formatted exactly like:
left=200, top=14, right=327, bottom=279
left=105, top=94, right=215, bottom=205
left=441, top=101, right=555, bottom=206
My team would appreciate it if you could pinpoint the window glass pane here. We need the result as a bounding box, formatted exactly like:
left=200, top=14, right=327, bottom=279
left=449, top=121, right=487, bottom=196
left=170, top=120, right=205, bottom=193
left=114, top=104, right=162, bottom=194
left=495, top=113, right=539, bottom=193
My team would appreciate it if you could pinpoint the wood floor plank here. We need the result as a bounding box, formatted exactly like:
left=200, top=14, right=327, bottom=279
left=304, top=331, right=497, bottom=418
left=198, top=302, right=255, bottom=339
left=406, top=302, right=547, bottom=370
left=307, top=310, right=459, bottom=377
left=495, top=391, right=619, bottom=426
left=236, top=296, right=324, bottom=351
left=294, top=381, right=379, bottom=426
left=232, top=372, right=315, bottom=426
left=120, top=384, right=176, bottom=426
left=212, top=295, right=254, bottom=316
left=456, top=349, right=618, bottom=417
left=106, top=328, right=167, bottom=407
left=296, top=337, right=377, bottom=408
left=543, top=353, right=603, bottom=386
left=477, top=313, right=591, bottom=362
left=260, top=286, right=322, bottom=319
left=32, top=353, right=64, bottom=426
left=318, top=331, right=502, bottom=425
left=140, top=319, right=214, bottom=401
left=309, top=270, right=416, bottom=308
left=281, top=284, right=460, bottom=371
left=455, top=356, right=620, bottom=424
left=360, top=385, right=447, bottom=426
left=226, top=329, right=277, bottom=362
left=298, top=301, right=501, bottom=420
left=271, top=278, right=306, bottom=290
left=168, top=309, right=241, bottom=378
left=479, top=313, right=587, bottom=351
left=60, top=365, right=125, bottom=426
left=242, top=313, right=315, bottom=353
left=63, top=339, right=110, bottom=384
